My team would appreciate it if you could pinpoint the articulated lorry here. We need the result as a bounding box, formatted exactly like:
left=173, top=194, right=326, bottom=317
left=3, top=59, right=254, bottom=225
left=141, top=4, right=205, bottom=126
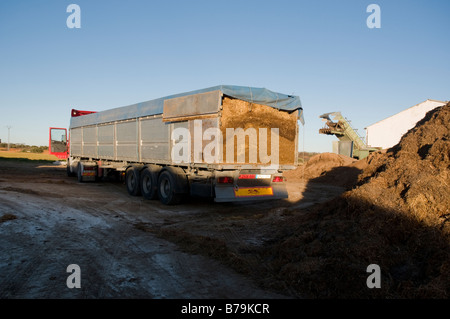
left=49, top=85, right=304, bottom=204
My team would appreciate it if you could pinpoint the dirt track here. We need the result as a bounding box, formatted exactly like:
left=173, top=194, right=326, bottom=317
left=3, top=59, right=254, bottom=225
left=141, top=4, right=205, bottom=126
left=0, top=158, right=344, bottom=299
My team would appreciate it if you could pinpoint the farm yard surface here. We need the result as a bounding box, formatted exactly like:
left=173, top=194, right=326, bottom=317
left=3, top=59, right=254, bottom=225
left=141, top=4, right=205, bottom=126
left=0, top=155, right=341, bottom=299
left=0, top=102, right=449, bottom=299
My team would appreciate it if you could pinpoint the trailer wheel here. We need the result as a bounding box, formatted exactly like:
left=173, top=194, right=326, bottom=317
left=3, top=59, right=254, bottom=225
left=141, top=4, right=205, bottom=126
left=126, top=166, right=141, bottom=196
left=67, top=162, right=76, bottom=177
left=140, top=167, right=158, bottom=200
left=77, top=162, right=83, bottom=183
left=157, top=170, right=182, bottom=205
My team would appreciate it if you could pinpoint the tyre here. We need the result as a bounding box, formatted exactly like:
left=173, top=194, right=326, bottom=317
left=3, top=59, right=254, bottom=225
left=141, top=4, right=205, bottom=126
left=157, top=170, right=182, bottom=205
left=140, top=167, right=158, bottom=200
left=77, top=162, right=83, bottom=183
left=67, top=162, right=76, bottom=177
left=125, top=166, right=141, bottom=196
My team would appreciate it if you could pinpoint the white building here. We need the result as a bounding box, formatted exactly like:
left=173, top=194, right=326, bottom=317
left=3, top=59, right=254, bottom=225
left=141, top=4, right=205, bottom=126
left=365, top=99, right=447, bottom=149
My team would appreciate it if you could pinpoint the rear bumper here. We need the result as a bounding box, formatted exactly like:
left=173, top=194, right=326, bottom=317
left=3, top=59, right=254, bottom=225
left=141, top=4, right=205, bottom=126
left=214, top=183, right=288, bottom=202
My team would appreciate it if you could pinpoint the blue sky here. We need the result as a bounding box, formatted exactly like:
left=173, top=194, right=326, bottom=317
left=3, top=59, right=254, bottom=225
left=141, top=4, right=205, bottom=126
left=0, top=0, right=449, bottom=152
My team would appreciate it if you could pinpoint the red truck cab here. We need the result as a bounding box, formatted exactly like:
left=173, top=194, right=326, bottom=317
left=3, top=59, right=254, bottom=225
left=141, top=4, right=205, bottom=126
left=49, top=109, right=96, bottom=159
left=48, top=127, right=68, bottom=159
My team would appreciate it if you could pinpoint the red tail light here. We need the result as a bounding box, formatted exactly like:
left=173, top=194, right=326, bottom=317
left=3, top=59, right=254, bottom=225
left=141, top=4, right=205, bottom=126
left=239, top=174, right=256, bottom=179
left=272, top=176, right=284, bottom=183
left=217, top=177, right=234, bottom=184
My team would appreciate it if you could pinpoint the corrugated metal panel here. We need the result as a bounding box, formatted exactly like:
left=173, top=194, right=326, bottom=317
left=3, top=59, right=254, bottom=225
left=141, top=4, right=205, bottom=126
left=82, top=126, right=97, bottom=157
left=170, top=121, right=189, bottom=164
left=163, top=90, right=222, bottom=122
left=140, top=117, right=170, bottom=161
left=116, top=120, right=138, bottom=161
left=70, top=128, right=82, bottom=156
left=98, top=124, right=114, bottom=158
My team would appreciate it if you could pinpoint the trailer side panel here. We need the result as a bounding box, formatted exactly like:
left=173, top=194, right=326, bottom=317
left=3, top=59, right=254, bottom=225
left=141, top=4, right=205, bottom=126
left=140, top=116, right=170, bottom=162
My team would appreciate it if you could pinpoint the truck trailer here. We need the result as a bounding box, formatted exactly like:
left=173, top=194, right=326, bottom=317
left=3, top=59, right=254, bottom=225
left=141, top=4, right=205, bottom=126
left=49, top=85, right=304, bottom=204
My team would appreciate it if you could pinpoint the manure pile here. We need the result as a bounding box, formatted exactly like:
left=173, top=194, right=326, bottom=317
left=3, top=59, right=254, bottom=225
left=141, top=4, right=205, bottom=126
left=284, top=152, right=368, bottom=189
left=266, top=102, right=449, bottom=298
left=221, top=97, right=298, bottom=165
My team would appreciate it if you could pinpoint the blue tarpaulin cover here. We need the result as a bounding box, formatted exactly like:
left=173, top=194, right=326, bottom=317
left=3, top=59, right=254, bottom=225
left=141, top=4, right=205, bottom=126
left=70, top=85, right=304, bottom=128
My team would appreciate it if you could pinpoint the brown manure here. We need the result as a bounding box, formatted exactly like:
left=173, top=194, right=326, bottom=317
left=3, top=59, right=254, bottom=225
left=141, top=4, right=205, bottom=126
left=220, top=97, right=298, bottom=165
left=264, top=102, right=450, bottom=298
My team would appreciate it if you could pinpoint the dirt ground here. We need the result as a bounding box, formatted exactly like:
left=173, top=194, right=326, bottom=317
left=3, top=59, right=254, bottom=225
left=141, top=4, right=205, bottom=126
left=0, top=157, right=344, bottom=299
left=272, top=103, right=450, bottom=298
left=2, top=103, right=447, bottom=299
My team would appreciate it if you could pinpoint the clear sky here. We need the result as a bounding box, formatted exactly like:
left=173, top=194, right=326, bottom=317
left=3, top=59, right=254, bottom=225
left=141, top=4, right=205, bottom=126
left=0, top=0, right=449, bottom=152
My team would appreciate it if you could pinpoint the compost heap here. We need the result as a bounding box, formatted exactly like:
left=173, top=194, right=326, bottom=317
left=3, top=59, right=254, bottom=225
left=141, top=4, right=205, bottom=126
left=267, top=102, right=450, bottom=298
left=283, top=152, right=368, bottom=189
